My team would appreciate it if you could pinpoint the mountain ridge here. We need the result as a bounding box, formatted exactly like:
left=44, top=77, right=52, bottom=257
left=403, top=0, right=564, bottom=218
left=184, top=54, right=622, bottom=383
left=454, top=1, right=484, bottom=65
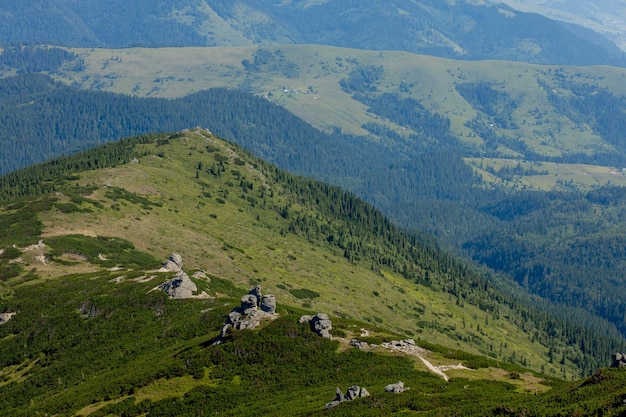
left=1, top=129, right=625, bottom=415
left=2, top=0, right=625, bottom=66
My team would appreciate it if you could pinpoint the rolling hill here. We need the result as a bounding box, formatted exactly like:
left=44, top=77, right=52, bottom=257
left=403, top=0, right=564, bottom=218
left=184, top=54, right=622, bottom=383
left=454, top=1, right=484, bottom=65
left=0, top=130, right=625, bottom=415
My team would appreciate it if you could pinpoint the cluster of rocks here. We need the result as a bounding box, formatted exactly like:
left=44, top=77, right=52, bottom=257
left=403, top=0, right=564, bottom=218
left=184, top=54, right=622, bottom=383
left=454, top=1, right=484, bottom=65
left=382, top=339, right=427, bottom=355
left=385, top=381, right=409, bottom=393
left=350, top=338, right=426, bottom=357
left=213, top=286, right=278, bottom=344
left=299, top=313, right=332, bottom=338
left=611, top=353, right=626, bottom=367
left=325, top=386, right=370, bottom=409
left=156, top=254, right=209, bottom=299
left=350, top=339, right=371, bottom=350
left=324, top=381, right=410, bottom=409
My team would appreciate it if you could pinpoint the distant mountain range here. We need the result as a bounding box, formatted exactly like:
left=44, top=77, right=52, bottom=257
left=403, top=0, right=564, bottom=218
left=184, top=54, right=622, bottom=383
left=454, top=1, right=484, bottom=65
left=2, top=0, right=625, bottom=66
left=488, top=0, right=626, bottom=51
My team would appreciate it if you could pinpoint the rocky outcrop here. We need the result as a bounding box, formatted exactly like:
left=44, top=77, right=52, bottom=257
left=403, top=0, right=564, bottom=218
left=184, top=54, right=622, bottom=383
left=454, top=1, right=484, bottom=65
left=155, top=254, right=210, bottom=299
left=611, top=353, right=626, bottom=367
left=385, top=381, right=409, bottom=393
left=382, top=339, right=427, bottom=356
left=213, top=286, right=278, bottom=344
left=159, top=273, right=197, bottom=299
left=325, top=385, right=370, bottom=409
left=300, top=313, right=332, bottom=338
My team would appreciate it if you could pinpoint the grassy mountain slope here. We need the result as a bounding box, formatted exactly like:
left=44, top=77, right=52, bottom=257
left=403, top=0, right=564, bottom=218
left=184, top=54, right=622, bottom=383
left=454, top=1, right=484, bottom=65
left=1, top=130, right=625, bottom=415
left=55, top=45, right=626, bottom=169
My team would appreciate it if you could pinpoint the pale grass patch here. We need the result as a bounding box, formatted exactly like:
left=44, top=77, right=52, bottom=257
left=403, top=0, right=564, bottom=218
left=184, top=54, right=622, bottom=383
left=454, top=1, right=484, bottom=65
left=0, top=355, right=43, bottom=388
left=446, top=367, right=551, bottom=394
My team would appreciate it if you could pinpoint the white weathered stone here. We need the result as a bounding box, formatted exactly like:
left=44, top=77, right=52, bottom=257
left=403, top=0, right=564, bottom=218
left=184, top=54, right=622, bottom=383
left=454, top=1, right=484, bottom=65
left=0, top=312, right=16, bottom=325
left=385, top=381, right=409, bottom=393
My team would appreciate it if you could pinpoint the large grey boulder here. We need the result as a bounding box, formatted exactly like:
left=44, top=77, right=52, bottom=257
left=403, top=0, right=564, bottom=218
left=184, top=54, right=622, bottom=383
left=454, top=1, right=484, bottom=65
left=325, top=387, right=345, bottom=409
left=260, top=295, right=276, bottom=313
left=155, top=254, right=212, bottom=299
left=298, top=315, right=313, bottom=324
left=310, top=313, right=332, bottom=338
left=159, top=271, right=197, bottom=299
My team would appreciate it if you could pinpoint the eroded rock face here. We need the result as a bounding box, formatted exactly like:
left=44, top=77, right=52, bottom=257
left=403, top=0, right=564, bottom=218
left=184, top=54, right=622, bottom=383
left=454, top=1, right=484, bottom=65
left=241, top=294, right=258, bottom=313
left=382, top=339, right=427, bottom=356
left=248, top=285, right=262, bottom=302
left=346, top=385, right=369, bottom=400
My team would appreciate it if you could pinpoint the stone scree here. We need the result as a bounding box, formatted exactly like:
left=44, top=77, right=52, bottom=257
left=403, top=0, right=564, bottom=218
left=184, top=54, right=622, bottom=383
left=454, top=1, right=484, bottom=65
left=213, top=286, right=278, bottom=344
left=325, top=385, right=370, bottom=409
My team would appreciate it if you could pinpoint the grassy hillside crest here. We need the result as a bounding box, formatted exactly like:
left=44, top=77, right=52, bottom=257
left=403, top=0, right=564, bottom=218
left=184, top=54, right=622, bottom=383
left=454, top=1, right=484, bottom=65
left=55, top=45, right=626, bottom=182
left=0, top=130, right=625, bottom=415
